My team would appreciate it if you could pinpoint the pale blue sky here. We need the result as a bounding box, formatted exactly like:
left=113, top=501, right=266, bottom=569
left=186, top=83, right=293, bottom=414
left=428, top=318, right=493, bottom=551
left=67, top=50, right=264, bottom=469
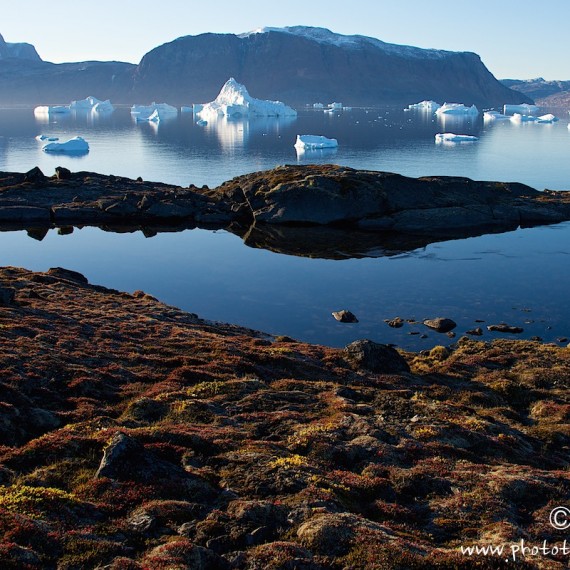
left=3, top=0, right=568, bottom=80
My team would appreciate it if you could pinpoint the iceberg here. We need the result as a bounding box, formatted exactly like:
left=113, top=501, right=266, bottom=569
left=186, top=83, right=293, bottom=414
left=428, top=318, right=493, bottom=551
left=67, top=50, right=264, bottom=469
left=483, top=110, right=510, bottom=121
left=435, top=133, right=478, bottom=143
left=91, top=100, right=114, bottom=114
left=294, top=134, right=338, bottom=149
left=510, top=113, right=537, bottom=123
left=435, top=103, right=479, bottom=116
left=536, top=113, right=558, bottom=123
left=131, top=102, right=178, bottom=121
left=42, top=136, right=89, bottom=154
left=34, top=105, right=71, bottom=115
left=196, top=78, right=297, bottom=119
left=503, top=103, right=540, bottom=115
left=329, top=102, right=343, bottom=110
left=313, top=103, right=324, bottom=109
left=407, top=100, right=441, bottom=111
left=35, top=135, right=59, bottom=141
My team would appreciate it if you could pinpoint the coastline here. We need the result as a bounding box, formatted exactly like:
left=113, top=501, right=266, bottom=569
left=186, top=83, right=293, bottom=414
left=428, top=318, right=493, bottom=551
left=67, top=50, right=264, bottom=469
left=0, top=266, right=569, bottom=568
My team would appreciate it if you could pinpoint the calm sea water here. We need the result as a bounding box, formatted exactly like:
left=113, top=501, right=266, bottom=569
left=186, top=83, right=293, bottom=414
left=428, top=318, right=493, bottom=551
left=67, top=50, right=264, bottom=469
left=1, top=106, right=569, bottom=349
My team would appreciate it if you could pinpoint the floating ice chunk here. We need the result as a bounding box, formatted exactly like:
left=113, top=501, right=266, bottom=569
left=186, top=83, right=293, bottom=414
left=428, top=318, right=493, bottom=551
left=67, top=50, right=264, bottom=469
left=91, top=100, right=114, bottom=114
left=35, top=134, right=59, bottom=141
left=196, top=119, right=208, bottom=126
left=329, top=102, right=343, bottom=110
left=536, top=113, right=558, bottom=123
left=435, top=133, right=478, bottom=143
left=131, top=102, right=178, bottom=120
left=343, top=107, right=353, bottom=111
left=407, top=100, right=441, bottom=111
left=510, top=113, right=537, bottom=123
left=435, top=103, right=479, bottom=116
left=503, top=103, right=540, bottom=115
left=192, top=104, right=204, bottom=114
left=313, top=103, right=324, bottom=109
left=34, top=105, right=71, bottom=115
left=483, top=110, right=510, bottom=121
left=196, top=78, right=297, bottom=119
left=42, top=136, right=89, bottom=154
left=294, top=134, right=338, bottom=149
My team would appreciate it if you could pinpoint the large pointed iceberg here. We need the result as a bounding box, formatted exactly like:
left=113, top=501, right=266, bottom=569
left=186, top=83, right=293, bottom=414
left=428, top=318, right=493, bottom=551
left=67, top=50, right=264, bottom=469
left=196, top=78, right=297, bottom=119
left=407, top=100, right=441, bottom=111
left=435, top=103, right=479, bottom=116
left=69, top=96, right=113, bottom=113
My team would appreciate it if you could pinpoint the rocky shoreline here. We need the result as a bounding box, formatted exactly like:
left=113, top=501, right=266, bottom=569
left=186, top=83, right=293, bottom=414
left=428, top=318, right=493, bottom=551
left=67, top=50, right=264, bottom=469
left=2, top=164, right=570, bottom=237
left=0, top=267, right=569, bottom=568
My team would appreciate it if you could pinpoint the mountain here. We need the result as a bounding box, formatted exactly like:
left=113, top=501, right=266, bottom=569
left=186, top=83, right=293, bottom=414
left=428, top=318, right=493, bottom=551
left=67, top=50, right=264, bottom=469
left=501, top=77, right=570, bottom=107
left=0, top=26, right=531, bottom=107
left=0, top=32, right=41, bottom=61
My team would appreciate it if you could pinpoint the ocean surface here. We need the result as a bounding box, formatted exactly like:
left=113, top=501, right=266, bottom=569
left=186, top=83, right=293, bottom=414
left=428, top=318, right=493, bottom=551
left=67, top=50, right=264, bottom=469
left=1, top=105, right=569, bottom=350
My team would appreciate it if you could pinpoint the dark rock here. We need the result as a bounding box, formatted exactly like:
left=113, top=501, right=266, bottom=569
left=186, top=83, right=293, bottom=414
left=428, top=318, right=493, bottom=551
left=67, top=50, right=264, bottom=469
left=0, top=206, right=50, bottom=223
left=332, top=309, right=358, bottom=323
left=423, top=317, right=457, bottom=333
left=55, top=166, right=71, bottom=180
left=530, top=336, right=543, bottom=342
left=344, top=339, right=410, bottom=374
left=446, top=331, right=456, bottom=338
left=556, top=337, right=568, bottom=343
left=386, top=317, right=404, bottom=328
left=24, top=166, right=46, bottom=183
left=47, top=267, right=89, bottom=284
left=57, top=226, right=74, bottom=235
left=487, top=324, right=524, bottom=334
left=0, top=286, right=15, bottom=305
left=466, top=327, right=484, bottom=336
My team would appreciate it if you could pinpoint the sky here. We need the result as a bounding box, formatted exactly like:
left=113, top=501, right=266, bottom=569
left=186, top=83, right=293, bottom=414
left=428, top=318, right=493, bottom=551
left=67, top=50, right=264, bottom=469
left=2, top=0, right=568, bottom=80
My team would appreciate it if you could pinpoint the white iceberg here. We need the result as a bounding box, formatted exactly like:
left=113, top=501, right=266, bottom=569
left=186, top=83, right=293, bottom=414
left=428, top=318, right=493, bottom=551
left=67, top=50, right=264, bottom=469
left=196, top=119, right=208, bottom=126
left=69, top=96, right=114, bottom=114
left=435, top=133, right=478, bottom=143
left=313, top=103, right=324, bottom=109
left=329, top=102, right=343, bottom=110
left=91, top=100, right=114, bottom=114
left=510, top=113, right=537, bottom=123
left=35, top=135, right=59, bottom=141
left=407, top=100, right=441, bottom=111
left=536, top=113, right=558, bottom=123
left=34, top=105, right=71, bottom=115
left=503, top=103, right=540, bottom=115
left=196, top=78, right=297, bottom=119
left=483, top=110, right=510, bottom=121
left=131, top=102, right=178, bottom=121
left=294, top=134, right=338, bottom=149
left=435, top=103, right=479, bottom=116
left=42, top=136, right=89, bottom=154
left=192, top=103, right=204, bottom=114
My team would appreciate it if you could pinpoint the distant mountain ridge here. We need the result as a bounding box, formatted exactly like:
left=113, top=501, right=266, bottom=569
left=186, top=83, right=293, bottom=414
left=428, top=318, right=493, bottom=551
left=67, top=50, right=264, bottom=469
left=0, top=26, right=531, bottom=107
left=0, top=33, right=41, bottom=62
left=501, top=77, right=570, bottom=107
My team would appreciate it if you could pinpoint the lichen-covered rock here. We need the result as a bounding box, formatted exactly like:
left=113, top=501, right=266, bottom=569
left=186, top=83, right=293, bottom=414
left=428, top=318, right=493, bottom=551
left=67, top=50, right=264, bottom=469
left=344, top=339, right=410, bottom=373
left=423, top=317, right=457, bottom=333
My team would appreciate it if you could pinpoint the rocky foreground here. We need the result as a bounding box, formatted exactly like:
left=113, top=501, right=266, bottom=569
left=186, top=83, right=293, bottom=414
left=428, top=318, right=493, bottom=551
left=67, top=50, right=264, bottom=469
left=2, top=165, right=570, bottom=236
left=0, top=267, right=569, bottom=569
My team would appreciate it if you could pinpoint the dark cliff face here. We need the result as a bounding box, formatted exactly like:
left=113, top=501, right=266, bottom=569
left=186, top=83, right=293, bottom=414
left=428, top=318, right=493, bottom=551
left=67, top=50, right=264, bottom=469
left=0, top=28, right=531, bottom=107
left=501, top=77, right=570, bottom=106
left=132, top=30, right=532, bottom=107
left=0, top=33, right=42, bottom=62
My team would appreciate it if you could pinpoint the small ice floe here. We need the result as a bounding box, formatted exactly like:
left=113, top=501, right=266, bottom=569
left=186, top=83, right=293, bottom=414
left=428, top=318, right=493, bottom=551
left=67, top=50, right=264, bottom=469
left=180, top=106, right=193, bottom=113
left=70, top=96, right=114, bottom=114
left=196, top=119, right=208, bottom=126
left=313, top=103, right=324, bottom=109
left=34, top=105, right=71, bottom=115
left=294, top=134, right=338, bottom=149
left=42, top=136, right=89, bottom=154
left=503, top=103, right=540, bottom=115
left=536, top=113, right=558, bottom=123
left=131, top=102, right=178, bottom=121
left=435, top=133, right=478, bottom=143
left=35, top=135, right=59, bottom=141
left=407, top=100, right=441, bottom=112
left=435, top=103, right=479, bottom=116
left=328, top=102, right=343, bottom=110
left=483, top=110, right=510, bottom=121
left=510, top=113, right=537, bottom=123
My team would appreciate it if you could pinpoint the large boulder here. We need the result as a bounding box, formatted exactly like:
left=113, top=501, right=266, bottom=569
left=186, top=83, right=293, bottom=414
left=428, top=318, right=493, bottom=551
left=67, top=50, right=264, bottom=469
left=343, top=339, right=410, bottom=374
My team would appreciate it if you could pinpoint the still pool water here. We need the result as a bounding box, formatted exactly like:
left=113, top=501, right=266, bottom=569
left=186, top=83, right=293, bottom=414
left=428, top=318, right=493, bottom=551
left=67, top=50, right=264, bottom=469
left=0, top=106, right=569, bottom=349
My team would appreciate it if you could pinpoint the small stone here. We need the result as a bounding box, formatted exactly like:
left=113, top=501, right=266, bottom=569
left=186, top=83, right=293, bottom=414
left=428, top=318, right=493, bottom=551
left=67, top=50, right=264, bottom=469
left=332, top=310, right=358, bottom=323
left=474, top=319, right=485, bottom=323
left=420, top=334, right=428, bottom=339
left=487, top=324, right=523, bottom=334
left=530, top=336, right=543, bottom=342
left=446, top=331, right=456, bottom=338
left=466, top=327, right=483, bottom=336
left=556, top=337, right=568, bottom=343
left=386, top=317, right=404, bottom=328
left=423, top=317, right=457, bottom=333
